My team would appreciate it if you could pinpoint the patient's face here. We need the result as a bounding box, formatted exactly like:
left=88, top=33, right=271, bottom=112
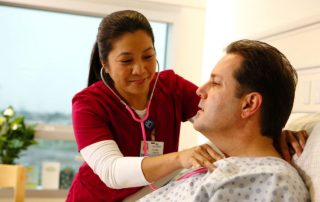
left=194, top=53, right=243, bottom=136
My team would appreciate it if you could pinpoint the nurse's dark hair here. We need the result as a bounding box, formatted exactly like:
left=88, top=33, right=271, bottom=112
left=87, top=10, right=155, bottom=86
left=226, top=39, right=297, bottom=143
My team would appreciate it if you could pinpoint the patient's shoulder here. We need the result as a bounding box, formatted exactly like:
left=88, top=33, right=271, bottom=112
left=212, top=157, right=305, bottom=183
left=203, top=157, right=310, bottom=201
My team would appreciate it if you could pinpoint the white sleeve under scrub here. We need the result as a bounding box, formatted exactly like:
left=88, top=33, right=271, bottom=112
left=80, top=140, right=149, bottom=189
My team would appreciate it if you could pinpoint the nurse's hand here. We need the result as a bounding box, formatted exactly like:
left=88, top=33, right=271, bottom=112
left=178, top=144, right=223, bottom=171
left=279, top=130, right=308, bottom=162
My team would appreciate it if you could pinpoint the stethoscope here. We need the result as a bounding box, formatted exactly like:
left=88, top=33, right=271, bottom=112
left=100, top=62, right=211, bottom=188
left=100, top=61, right=160, bottom=157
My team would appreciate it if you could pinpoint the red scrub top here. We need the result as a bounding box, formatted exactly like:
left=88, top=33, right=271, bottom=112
left=66, top=70, right=200, bottom=202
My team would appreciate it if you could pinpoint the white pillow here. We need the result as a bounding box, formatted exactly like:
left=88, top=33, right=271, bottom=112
left=286, top=113, right=320, bottom=202
left=286, top=113, right=320, bottom=134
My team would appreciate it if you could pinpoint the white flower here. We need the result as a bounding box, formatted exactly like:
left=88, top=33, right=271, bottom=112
left=12, top=123, right=19, bottom=130
left=3, top=107, right=14, bottom=117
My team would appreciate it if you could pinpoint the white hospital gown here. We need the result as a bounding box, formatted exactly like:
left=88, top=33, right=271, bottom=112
left=138, top=157, right=310, bottom=202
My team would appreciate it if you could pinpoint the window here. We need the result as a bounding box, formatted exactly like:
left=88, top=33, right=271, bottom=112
left=0, top=5, right=168, bottom=124
left=0, top=5, right=168, bottom=189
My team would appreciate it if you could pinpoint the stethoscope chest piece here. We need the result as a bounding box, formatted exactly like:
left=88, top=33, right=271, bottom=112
left=144, top=118, right=154, bottom=131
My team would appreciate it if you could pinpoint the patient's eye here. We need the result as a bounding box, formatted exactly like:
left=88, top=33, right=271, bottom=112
left=211, top=80, right=220, bottom=86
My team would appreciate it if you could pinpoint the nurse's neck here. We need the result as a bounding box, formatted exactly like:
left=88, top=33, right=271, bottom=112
left=114, top=85, right=149, bottom=110
left=127, top=94, right=148, bottom=110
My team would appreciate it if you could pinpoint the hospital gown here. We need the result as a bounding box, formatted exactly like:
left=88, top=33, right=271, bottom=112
left=138, top=157, right=310, bottom=202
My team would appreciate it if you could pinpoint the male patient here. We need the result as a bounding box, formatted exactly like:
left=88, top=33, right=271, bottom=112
left=138, top=39, right=309, bottom=201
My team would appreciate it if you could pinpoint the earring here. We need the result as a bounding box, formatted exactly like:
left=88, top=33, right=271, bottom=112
left=102, top=67, right=109, bottom=74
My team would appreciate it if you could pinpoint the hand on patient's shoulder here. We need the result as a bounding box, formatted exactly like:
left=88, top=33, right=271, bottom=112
left=279, top=130, right=308, bottom=163
left=177, top=144, right=223, bottom=171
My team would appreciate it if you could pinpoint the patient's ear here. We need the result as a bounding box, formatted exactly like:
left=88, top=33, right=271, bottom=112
left=241, top=92, right=262, bottom=118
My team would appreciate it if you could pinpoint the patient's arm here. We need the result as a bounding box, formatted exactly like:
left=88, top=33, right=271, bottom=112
left=279, top=130, right=308, bottom=162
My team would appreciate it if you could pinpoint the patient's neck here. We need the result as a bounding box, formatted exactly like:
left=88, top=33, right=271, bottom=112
left=207, top=129, right=281, bottom=158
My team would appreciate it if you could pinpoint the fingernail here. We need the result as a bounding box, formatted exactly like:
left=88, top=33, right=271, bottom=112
left=297, top=151, right=302, bottom=157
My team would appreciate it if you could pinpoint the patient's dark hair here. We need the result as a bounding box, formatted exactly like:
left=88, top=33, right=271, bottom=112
left=226, top=39, right=297, bottom=141
left=87, top=10, right=155, bottom=86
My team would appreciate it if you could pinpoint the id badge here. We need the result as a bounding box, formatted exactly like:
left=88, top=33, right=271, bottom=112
left=140, top=141, right=164, bottom=157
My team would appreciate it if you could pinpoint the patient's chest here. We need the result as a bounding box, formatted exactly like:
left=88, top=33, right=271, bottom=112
left=138, top=157, right=310, bottom=202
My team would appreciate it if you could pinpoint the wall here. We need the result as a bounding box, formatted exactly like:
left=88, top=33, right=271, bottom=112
left=203, top=0, right=320, bottom=68
left=203, top=0, right=320, bottom=80
left=261, top=23, right=320, bottom=113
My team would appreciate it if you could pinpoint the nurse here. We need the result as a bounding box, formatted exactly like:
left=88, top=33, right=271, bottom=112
left=66, top=10, right=306, bottom=202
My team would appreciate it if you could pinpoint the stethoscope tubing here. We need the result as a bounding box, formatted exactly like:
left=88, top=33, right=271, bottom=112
left=100, top=62, right=160, bottom=156
left=100, top=62, right=160, bottom=190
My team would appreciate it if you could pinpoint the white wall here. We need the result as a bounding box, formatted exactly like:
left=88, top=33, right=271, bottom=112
left=203, top=0, right=320, bottom=81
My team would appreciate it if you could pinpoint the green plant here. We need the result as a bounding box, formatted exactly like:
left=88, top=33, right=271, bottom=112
left=0, top=106, right=37, bottom=164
